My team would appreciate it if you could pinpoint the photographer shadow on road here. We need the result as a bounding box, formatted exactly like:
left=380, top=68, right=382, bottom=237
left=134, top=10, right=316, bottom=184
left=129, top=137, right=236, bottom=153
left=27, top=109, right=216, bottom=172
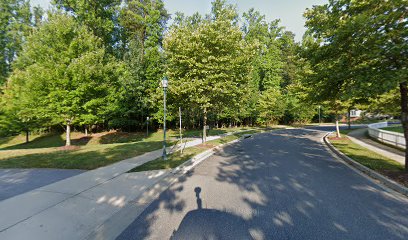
left=170, top=187, right=252, bottom=240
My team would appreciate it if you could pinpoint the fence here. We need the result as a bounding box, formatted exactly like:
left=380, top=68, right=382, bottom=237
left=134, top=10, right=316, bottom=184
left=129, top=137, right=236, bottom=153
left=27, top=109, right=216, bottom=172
left=367, top=122, right=405, bottom=149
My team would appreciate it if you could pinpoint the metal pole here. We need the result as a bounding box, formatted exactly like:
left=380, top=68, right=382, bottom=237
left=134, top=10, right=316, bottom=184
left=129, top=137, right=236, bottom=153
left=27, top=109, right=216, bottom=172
left=162, top=87, right=167, bottom=160
left=179, top=107, right=182, bottom=145
left=318, top=106, right=321, bottom=125
left=146, top=117, right=149, bottom=137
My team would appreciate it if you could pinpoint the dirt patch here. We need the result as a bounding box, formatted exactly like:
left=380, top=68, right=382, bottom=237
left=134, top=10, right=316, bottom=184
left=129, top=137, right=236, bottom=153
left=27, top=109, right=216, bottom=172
left=57, top=145, right=80, bottom=151
left=90, top=132, right=112, bottom=137
left=380, top=170, right=408, bottom=188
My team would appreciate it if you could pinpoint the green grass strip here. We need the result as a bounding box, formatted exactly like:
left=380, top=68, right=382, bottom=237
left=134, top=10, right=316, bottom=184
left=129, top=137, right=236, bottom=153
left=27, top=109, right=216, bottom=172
left=128, top=130, right=261, bottom=172
left=382, top=125, right=403, bottom=133
left=330, top=136, right=404, bottom=172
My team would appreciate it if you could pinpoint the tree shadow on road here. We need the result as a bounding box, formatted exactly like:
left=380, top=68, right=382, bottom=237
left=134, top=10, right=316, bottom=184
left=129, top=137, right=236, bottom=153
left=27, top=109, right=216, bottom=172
left=213, top=129, right=408, bottom=239
left=117, top=129, right=408, bottom=240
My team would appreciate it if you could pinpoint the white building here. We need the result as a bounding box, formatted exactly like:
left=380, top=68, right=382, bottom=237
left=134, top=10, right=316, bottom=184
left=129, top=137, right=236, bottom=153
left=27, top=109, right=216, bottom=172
left=349, top=109, right=362, bottom=118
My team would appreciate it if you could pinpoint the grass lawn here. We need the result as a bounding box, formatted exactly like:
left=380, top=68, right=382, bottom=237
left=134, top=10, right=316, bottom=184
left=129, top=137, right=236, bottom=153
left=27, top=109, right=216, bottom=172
left=330, top=129, right=408, bottom=187
left=338, top=129, right=355, bottom=135
left=128, top=130, right=262, bottom=172
left=0, top=128, right=260, bottom=170
left=382, top=125, right=403, bottom=133
left=329, top=136, right=403, bottom=171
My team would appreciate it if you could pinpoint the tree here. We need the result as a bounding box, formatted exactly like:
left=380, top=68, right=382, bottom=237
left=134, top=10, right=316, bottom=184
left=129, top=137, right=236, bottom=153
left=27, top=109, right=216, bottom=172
left=112, top=0, right=169, bottom=130
left=0, top=0, right=32, bottom=86
left=10, top=13, right=122, bottom=146
left=257, top=88, right=286, bottom=127
left=0, top=69, right=43, bottom=141
left=164, top=0, right=254, bottom=142
left=304, top=0, right=407, bottom=168
left=242, top=9, right=283, bottom=91
left=32, top=5, right=44, bottom=27
left=52, top=0, right=122, bottom=53
left=241, top=9, right=287, bottom=127
left=368, top=88, right=400, bottom=117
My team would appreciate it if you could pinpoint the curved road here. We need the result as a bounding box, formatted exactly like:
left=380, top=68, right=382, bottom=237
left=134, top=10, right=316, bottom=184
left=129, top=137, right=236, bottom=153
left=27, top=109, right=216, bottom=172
left=117, top=128, right=408, bottom=240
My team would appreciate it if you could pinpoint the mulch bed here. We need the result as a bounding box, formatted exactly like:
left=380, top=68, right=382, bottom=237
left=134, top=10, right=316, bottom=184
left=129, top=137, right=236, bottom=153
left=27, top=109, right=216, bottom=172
left=57, top=145, right=80, bottom=151
left=380, top=170, right=408, bottom=188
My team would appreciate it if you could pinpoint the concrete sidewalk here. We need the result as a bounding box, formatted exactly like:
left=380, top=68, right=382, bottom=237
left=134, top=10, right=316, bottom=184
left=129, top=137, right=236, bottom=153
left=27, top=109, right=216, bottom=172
left=0, top=131, right=243, bottom=240
left=0, top=169, right=85, bottom=201
left=347, top=128, right=405, bottom=166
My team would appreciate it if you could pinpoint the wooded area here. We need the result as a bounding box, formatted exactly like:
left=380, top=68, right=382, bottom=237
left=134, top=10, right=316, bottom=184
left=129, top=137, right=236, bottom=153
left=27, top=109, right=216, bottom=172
left=0, top=0, right=405, bottom=168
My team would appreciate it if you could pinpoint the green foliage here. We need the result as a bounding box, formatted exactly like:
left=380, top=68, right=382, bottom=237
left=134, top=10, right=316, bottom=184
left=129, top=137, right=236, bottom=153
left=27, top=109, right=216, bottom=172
left=4, top=14, right=123, bottom=140
left=0, top=69, right=43, bottom=136
left=368, top=88, right=400, bottom=116
left=109, top=0, right=169, bottom=129
left=0, top=0, right=33, bottom=85
left=242, top=9, right=283, bottom=91
left=257, top=88, right=286, bottom=125
left=164, top=0, right=254, bottom=121
left=0, top=0, right=329, bottom=142
left=304, top=0, right=406, bottom=101
left=283, top=94, right=316, bottom=124
left=32, top=5, right=44, bottom=27
left=52, top=0, right=122, bottom=53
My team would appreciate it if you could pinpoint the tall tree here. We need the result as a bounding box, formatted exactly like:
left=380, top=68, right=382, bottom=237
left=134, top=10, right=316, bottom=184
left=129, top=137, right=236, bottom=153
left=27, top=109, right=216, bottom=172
left=0, top=0, right=32, bottom=85
left=1, top=69, right=44, bottom=141
left=304, top=0, right=407, bottom=168
left=112, top=0, right=169, bottom=130
left=9, top=13, right=122, bottom=146
left=165, top=0, right=254, bottom=142
left=52, top=0, right=121, bottom=52
left=257, top=87, right=286, bottom=127
left=242, top=9, right=283, bottom=91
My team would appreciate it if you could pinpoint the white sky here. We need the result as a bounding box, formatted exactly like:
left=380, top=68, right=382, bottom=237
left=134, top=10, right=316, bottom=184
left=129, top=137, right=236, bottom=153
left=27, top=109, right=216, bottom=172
left=30, top=0, right=328, bottom=42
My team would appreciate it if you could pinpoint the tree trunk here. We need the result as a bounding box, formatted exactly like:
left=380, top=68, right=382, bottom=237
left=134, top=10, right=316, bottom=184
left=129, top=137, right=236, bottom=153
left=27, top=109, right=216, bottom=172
left=203, top=107, right=207, bottom=143
left=85, top=125, right=88, bottom=136
left=66, top=122, right=71, bottom=146
left=399, top=81, right=408, bottom=171
left=347, top=107, right=351, bottom=130
left=335, top=118, right=341, bottom=138
left=25, top=130, right=29, bottom=143
left=334, top=105, right=341, bottom=138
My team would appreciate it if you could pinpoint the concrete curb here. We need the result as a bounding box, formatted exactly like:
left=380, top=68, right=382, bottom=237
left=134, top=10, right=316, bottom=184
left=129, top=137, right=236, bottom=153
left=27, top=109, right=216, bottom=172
left=85, top=130, right=265, bottom=240
left=323, top=132, right=408, bottom=197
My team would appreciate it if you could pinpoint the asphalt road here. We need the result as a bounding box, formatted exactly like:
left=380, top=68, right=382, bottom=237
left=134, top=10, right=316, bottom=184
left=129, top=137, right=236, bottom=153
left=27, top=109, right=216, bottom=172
left=117, top=128, right=408, bottom=240
left=0, top=168, right=85, bottom=201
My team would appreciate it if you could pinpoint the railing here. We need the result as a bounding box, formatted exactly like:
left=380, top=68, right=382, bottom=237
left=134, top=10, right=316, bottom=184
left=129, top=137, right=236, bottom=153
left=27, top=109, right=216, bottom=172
left=367, top=122, right=405, bottom=149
